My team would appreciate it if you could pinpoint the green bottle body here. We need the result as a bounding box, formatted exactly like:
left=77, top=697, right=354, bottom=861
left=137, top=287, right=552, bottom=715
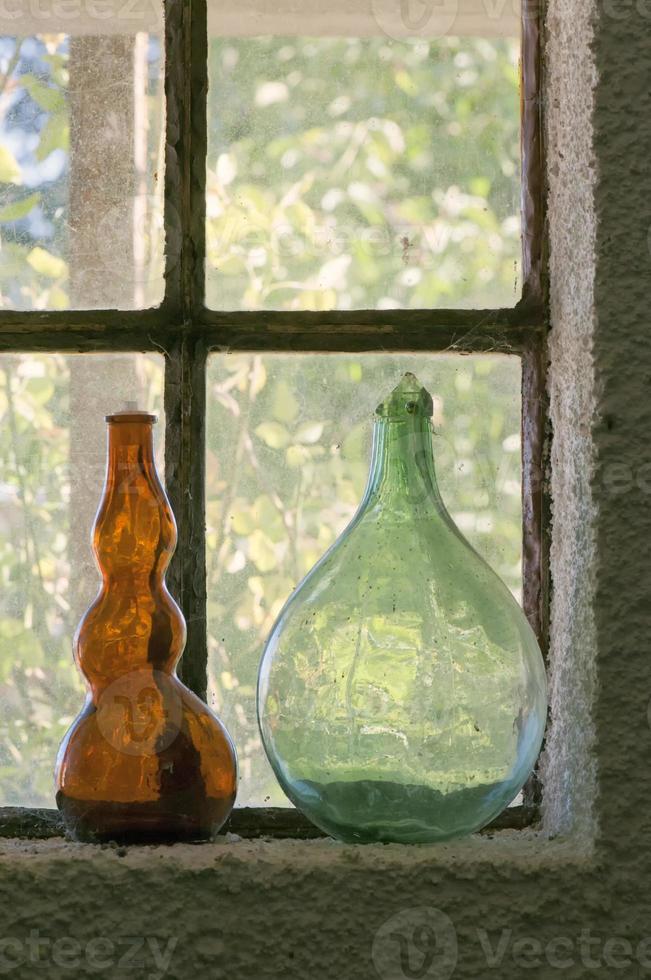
left=257, top=376, right=547, bottom=843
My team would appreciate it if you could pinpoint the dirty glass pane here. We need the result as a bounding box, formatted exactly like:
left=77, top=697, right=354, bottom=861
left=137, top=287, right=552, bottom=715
left=206, top=353, right=522, bottom=805
left=206, top=12, right=521, bottom=311
left=0, top=15, right=165, bottom=311
left=0, top=353, right=164, bottom=806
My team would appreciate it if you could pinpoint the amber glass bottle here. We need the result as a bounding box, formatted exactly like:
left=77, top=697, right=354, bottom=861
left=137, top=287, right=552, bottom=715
left=56, top=411, right=237, bottom=843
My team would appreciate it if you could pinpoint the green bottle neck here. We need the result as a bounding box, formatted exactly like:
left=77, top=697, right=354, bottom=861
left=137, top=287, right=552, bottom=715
left=363, top=415, right=443, bottom=513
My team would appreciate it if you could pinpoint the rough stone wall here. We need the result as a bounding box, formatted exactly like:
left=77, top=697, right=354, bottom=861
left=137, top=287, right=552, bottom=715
left=2, top=2, right=650, bottom=978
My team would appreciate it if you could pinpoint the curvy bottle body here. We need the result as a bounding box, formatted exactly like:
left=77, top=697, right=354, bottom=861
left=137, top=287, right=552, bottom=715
left=56, top=413, right=237, bottom=842
left=257, top=376, right=546, bottom=843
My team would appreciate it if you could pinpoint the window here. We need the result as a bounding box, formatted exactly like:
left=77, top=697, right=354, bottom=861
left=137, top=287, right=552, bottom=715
left=0, top=0, right=546, bottom=835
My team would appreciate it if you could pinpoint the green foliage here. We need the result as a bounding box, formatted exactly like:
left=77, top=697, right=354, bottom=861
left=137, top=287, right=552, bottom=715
left=0, top=357, right=82, bottom=804
left=0, top=192, right=41, bottom=223
left=19, top=73, right=65, bottom=113
left=0, top=146, right=20, bottom=183
left=0, top=36, right=70, bottom=310
left=0, top=34, right=163, bottom=310
left=206, top=36, right=521, bottom=310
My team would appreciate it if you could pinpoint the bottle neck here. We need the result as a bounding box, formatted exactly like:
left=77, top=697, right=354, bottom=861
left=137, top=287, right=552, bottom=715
left=94, top=419, right=175, bottom=580
left=105, top=421, right=157, bottom=496
left=363, top=415, right=442, bottom=513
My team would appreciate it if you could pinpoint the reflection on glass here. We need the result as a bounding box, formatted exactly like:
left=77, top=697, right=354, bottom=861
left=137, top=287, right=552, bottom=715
left=206, top=34, right=521, bottom=311
left=206, top=353, right=522, bottom=805
left=0, top=21, right=165, bottom=310
left=0, top=353, right=164, bottom=805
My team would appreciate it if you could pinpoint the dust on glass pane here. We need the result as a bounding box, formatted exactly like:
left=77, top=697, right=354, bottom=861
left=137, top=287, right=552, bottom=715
left=0, top=15, right=165, bottom=311
left=0, top=353, right=164, bottom=806
left=206, top=354, right=522, bottom=806
left=206, top=30, right=521, bottom=311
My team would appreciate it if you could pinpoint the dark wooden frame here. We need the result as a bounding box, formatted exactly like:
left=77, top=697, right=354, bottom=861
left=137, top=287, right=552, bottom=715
left=0, top=0, right=548, bottom=839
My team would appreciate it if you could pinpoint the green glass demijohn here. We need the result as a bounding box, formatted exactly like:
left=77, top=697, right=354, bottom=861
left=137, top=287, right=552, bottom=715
left=257, top=374, right=547, bottom=843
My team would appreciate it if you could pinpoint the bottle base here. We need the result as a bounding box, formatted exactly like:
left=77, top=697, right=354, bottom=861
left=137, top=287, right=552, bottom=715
left=287, top=777, right=512, bottom=844
left=56, top=792, right=235, bottom=845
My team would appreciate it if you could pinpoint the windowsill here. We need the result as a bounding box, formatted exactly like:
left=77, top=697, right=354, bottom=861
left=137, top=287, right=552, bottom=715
left=0, top=802, right=537, bottom=843
left=0, top=829, right=593, bottom=873
left=0, top=803, right=595, bottom=872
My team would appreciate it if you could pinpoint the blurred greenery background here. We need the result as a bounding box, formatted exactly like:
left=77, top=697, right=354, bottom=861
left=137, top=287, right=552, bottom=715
left=206, top=36, right=521, bottom=310
left=0, top=34, right=71, bottom=310
left=0, top=30, right=523, bottom=806
left=0, top=353, right=163, bottom=805
left=0, top=33, right=164, bottom=311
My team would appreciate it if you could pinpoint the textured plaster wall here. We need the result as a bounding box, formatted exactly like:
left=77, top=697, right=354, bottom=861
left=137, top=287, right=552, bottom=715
left=2, top=2, right=650, bottom=978
left=589, top=0, right=651, bottom=940
left=0, top=835, right=598, bottom=979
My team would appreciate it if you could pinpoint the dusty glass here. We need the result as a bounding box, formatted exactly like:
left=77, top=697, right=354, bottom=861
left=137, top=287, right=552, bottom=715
left=0, top=15, right=165, bottom=311
left=206, top=14, right=521, bottom=311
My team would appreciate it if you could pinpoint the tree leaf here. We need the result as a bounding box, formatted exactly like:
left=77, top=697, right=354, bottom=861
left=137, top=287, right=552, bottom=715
left=21, top=73, right=66, bottom=113
left=248, top=529, right=277, bottom=572
left=0, top=146, right=20, bottom=184
left=36, top=114, right=69, bottom=162
left=0, top=193, right=41, bottom=223
left=295, top=421, right=324, bottom=444
left=27, top=246, right=67, bottom=279
left=255, top=421, right=290, bottom=449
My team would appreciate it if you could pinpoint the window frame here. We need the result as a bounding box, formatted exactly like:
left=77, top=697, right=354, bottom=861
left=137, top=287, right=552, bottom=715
left=0, top=0, right=548, bottom=838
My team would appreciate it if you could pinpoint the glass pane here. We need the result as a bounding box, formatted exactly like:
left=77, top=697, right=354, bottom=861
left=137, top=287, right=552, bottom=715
left=206, top=24, right=521, bottom=311
left=206, top=353, right=522, bottom=805
left=0, top=17, right=165, bottom=311
left=0, top=353, right=164, bottom=806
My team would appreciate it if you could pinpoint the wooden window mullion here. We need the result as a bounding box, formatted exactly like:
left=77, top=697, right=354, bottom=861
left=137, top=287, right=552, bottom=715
left=163, top=0, right=210, bottom=697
